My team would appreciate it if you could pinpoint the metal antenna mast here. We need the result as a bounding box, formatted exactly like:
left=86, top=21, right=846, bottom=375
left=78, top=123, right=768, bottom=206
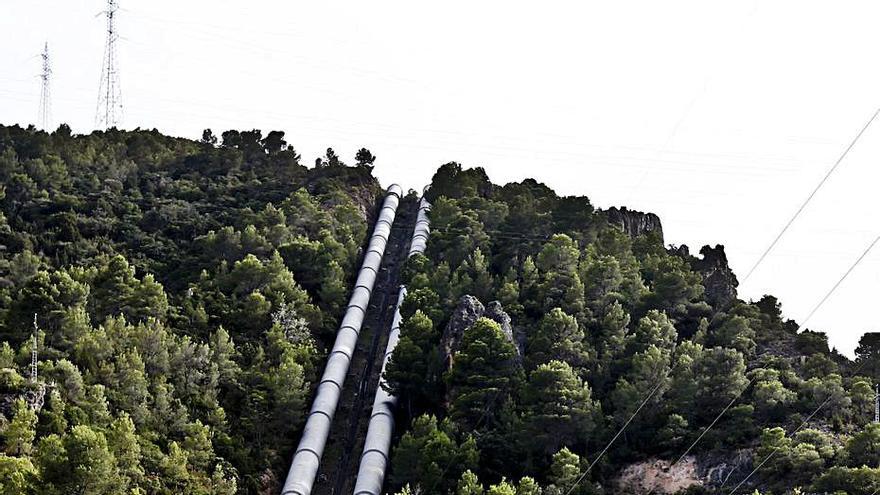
left=95, top=0, right=122, bottom=129
left=874, top=383, right=880, bottom=423
left=38, top=42, right=52, bottom=130
left=30, top=314, right=38, bottom=383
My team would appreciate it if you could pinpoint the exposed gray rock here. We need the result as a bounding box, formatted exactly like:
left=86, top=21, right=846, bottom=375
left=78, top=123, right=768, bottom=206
left=441, top=295, right=485, bottom=363
left=484, top=301, right=514, bottom=344
left=441, top=296, right=521, bottom=368
left=692, top=244, right=739, bottom=309
left=604, top=206, right=664, bottom=241
left=484, top=301, right=524, bottom=358
left=670, top=244, right=690, bottom=258
left=615, top=457, right=701, bottom=494
left=699, top=449, right=753, bottom=488
left=615, top=450, right=754, bottom=494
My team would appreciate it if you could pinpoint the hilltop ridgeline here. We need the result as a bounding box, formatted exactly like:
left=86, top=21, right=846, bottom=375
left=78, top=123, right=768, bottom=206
left=0, top=127, right=878, bottom=495
left=382, top=162, right=880, bottom=495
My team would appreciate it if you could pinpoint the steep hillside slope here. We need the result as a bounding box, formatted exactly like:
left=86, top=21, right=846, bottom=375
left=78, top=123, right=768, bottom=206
left=1, top=126, right=878, bottom=495
left=0, top=124, right=383, bottom=494
left=383, top=162, right=878, bottom=495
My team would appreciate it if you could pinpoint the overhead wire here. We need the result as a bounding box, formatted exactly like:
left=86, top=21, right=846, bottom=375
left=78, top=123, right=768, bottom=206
left=659, top=232, right=880, bottom=493
left=800, top=234, right=880, bottom=326
left=563, top=378, right=669, bottom=495
left=718, top=241, right=880, bottom=492
left=592, top=198, right=880, bottom=494
left=643, top=375, right=760, bottom=495
left=413, top=211, right=638, bottom=491
left=724, top=336, right=880, bottom=495
left=714, top=414, right=780, bottom=491
left=622, top=0, right=760, bottom=206
left=7, top=9, right=877, bottom=492
left=3, top=11, right=831, bottom=181
left=724, top=392, right=836, bottom=494
left=741, top=107, right=880, bottom=284
left=422, top=390, right=505, bottom=494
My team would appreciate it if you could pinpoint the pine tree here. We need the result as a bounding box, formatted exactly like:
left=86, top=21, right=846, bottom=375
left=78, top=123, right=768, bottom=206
left=448, top=318, right=523, bottom=429
left=521, top=360, right=600, bottom=456
left=2, top=399, right=37, bottom=455
left=527, top=308, right=591, bottom=369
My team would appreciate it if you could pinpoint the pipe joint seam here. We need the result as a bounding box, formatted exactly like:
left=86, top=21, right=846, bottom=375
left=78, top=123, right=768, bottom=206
left=292, top=447, right=322, bottom=460
left=307, top=409, right=333, bottom=421
left=329, top=349, right=352, bottom=361
left=360, top=448, right=390, bottom=462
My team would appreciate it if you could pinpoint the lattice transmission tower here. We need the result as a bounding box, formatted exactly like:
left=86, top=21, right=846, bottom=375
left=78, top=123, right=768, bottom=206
left=95, top=0, right=122, bottom=129
left=38, top=42, right=52, bottom=130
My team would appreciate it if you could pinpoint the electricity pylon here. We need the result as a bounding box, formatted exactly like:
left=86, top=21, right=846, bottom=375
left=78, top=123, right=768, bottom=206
left=38, top=42, right=51, bottom=130
left=95, top=0, right=122, bottom=129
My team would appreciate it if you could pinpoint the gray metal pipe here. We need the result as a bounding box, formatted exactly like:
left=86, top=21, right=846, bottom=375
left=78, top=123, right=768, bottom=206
left=407, top=197, right=431, bottom=257
left=282, top=184, right=403, bottom=495
left=353, top=195, right=431, bottom=495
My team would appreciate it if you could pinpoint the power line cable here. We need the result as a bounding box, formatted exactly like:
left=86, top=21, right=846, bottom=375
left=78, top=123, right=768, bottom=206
left=725, top=344, right=880, bottom=494
left=715, top=415, right=779, bottom=491
left=644, top=375, right=759, bottom=495
left=563, top=377, right=667, bottom=495
left=636, top=228, right=880, bottom=494
left=423, top=390, right=504, bottom=494
left=690, top=235, right=880, bottom=493
left=725, top=393, right=835, bottom=494
left=801, top=234, right=880, bottom=326
left=432, top=226, right=553, bottom=243
left=742, top=107, right=880, bottom=283
left=624, top=0, right=760, bottom=205
left=720, top=250, right=880, bottom=492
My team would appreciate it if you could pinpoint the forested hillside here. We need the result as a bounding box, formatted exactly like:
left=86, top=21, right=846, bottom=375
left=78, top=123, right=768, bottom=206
left=0, top=124, right=879, bottom=495
left=384, top=164, right=880, bottom=494
left=0, top=124, right=383, bottom=493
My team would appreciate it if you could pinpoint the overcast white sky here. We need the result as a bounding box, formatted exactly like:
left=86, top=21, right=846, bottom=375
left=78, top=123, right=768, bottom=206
left=2, top=1, right=879, bottom=355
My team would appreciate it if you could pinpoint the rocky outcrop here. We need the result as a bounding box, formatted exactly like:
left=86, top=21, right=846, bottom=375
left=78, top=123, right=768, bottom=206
left=691, top=244, right=739, bottom=309
left=441, top=296, right=520, bottom=368
left=0, top=383, right=46, bottom=419
left=700, top=449, right=753, bottom=489
left=604, top=207, right=663, bottom=242
left=441, top=295, right=485, bottom=362
left=615, top=457, right=701, bottom=494
left=615, top=451, right=753, bottom=494
left=484, top=301, right=515, bottom=346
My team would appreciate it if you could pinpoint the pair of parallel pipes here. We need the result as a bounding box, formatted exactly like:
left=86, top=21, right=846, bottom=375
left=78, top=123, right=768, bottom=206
left=352, top=196, right=430, bottom=495
left=283, top=185, right=403, bottom=495
left=282, top=188, right=431, bottom=495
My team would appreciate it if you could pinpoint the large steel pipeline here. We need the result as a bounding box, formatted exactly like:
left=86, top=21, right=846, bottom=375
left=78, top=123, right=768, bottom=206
left=352, top=195, right=430, bottom=495
left=282, top=184, right=404, bottom=495
left=407, top=196, right=431, bottom=257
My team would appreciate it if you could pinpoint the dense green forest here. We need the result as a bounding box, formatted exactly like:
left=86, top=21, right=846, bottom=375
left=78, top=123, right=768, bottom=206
left=383, top=164, right=880, bottom=494
left=0, top=123, right=382, bottom=494
left=0, top=124, right=879, bottom=494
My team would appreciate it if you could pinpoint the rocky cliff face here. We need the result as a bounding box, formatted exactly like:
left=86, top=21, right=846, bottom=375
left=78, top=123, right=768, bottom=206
left=441, top=295, right=485, bottom=362
left=440, top=296, right=520, bottom=368
left=484, top=301, right=516, bottom=345
left=604, top=207, right=664, bottom=241
left=682, top=244, right=739, bottom=309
